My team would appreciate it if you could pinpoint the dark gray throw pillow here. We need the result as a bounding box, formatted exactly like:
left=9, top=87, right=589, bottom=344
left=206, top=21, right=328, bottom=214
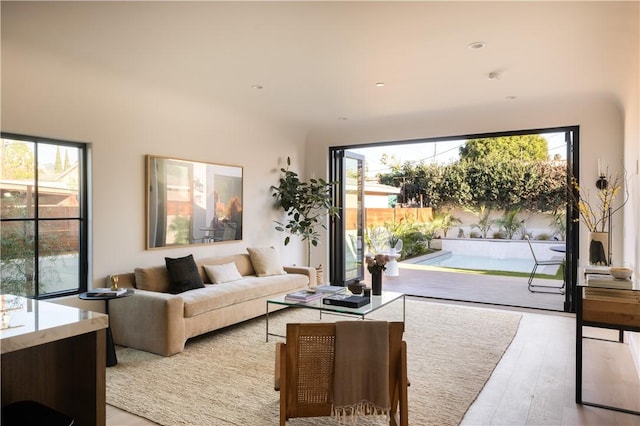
left=165, top=254, right=204, bottom=294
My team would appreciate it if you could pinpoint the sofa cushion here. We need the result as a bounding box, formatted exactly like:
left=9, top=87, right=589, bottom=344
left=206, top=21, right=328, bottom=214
left=198, top=254, right=255, bottom=281
left=247, top=247, right=286, bottom=277
left=134, top=265, right=171, bottom=293
left=204, top=262, right=243, bottom=284
left=181, top=273, right=309, bottom=318
left=165, top=255, right=205, bottom=294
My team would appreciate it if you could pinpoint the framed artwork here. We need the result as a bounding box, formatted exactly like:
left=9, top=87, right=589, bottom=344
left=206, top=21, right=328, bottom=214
left=146, top=155, right=243, bottom=249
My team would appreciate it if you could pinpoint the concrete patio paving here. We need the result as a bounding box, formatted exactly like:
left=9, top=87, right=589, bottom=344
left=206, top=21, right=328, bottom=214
left=369, top=262, right=566, bottom=311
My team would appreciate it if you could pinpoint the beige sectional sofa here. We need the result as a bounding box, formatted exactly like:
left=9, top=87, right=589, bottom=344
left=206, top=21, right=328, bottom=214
left=109, top=251, right=315, bottom=356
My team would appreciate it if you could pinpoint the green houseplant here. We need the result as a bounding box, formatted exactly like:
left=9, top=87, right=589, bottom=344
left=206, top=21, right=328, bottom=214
left=271, top=157, right=339, bottom=266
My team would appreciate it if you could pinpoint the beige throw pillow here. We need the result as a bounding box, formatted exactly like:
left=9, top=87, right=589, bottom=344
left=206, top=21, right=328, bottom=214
left=203, top=262, right=243, bottom=284
left=247, top=247, right=286, bottom=277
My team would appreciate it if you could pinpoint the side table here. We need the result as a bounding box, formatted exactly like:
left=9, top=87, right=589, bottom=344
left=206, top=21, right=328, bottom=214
left=78, top=288, right=134, bottom=367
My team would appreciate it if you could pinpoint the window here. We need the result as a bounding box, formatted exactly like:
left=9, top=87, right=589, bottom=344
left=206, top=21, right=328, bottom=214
left=1, top=133, right=88, bottom=298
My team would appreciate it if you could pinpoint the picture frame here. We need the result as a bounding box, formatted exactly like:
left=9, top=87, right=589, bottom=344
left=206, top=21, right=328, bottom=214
left=146, top=155, right=243, bottom=249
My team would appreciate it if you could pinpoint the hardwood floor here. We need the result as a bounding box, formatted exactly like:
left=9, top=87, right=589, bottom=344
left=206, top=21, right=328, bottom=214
left=107, top=300, right=639, bottom=425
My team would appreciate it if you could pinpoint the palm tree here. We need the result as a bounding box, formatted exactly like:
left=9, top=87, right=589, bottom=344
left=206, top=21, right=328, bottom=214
left=468, top=205, right=493, bottom=238
left=435, top=211, right=462, bottom=238
left=493, top=208, right=525, bottom=239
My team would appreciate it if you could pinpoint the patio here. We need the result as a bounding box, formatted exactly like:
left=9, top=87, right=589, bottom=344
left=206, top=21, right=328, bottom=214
left=375, top=262, right=565, bottom=311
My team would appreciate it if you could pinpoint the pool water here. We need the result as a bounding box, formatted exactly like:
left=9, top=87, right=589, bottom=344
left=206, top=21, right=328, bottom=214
left=416, top=252, right=538, bottom=274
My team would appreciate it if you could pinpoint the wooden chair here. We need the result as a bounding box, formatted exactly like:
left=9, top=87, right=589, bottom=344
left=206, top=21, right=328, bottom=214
left=275, top=321, right=408, bottom=426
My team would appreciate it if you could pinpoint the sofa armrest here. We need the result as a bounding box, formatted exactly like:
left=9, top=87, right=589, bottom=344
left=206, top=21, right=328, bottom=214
left=283, top=265, right=317, bottom=287
left=109, top=289, right=186, bottom=357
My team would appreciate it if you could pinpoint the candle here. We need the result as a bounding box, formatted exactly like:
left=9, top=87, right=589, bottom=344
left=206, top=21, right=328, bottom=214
left=597, top=158, right=602, bottom=176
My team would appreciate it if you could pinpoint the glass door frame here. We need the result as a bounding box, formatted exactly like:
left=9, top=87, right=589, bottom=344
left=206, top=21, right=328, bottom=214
left=328, top=126, right=579, bottom=313
left=329, top=149, right=365, bottom=285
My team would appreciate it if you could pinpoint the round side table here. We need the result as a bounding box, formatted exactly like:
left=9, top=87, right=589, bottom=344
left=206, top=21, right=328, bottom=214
left=78, top=288, right=134, bottom=367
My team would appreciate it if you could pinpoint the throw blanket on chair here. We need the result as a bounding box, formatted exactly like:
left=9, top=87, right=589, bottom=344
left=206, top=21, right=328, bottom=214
left=333, top=321, right=390, bottom=424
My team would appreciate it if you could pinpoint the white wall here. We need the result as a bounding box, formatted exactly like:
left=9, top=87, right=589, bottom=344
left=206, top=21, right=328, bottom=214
left=621, top=3, right=640, bottom=374
left=1, top=41, right=308, bottom=307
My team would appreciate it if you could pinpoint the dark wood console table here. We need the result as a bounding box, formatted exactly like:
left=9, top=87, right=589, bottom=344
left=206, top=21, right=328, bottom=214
left=576, top=278, right=639, bottom=415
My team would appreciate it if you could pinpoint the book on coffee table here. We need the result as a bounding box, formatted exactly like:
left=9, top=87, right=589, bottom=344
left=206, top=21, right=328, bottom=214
left=322, top=294, right=369, bottom=308
left=285, top=290, right=324, bottom=303
left=315, top=285, right=346, bottom=294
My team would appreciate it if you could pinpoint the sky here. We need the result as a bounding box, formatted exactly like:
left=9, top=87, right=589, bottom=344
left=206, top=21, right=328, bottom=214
left=350, top=132, right=567, bottom=178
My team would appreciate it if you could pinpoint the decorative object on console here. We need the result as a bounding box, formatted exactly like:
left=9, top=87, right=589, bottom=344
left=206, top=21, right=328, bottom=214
left=270, top=156, right=339, bottom=266
left=609, top=267, right=633, bottom=280
left=570, top=167, right=628, bottom=265
left=588, top=232, right=609, bottom=266
left=146, top=155, right=243, bottom=249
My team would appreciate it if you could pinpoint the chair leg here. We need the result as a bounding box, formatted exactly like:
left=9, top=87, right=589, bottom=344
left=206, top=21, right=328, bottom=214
left=399, top=342, right=409, bottom=426
left=279, top=344, right=287, bottom=426
left=528, top=264, right=565, bottom=294
left=528, top=264, right=538, bottom=289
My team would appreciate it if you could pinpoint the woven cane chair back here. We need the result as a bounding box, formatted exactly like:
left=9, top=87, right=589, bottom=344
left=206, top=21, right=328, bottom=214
left=276, top=321, right=408, bottom=426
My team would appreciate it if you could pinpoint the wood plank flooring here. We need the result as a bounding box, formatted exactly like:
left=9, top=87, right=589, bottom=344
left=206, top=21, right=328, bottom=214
left=107, top=299, right=639, bottom=425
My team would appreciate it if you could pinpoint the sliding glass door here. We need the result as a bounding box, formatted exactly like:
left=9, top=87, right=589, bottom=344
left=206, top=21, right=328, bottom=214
left=330, top=150, right=365, bottom=285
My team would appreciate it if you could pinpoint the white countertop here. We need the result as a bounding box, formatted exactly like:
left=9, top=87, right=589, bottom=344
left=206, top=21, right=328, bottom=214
left=1, top=294, right=108, bottom=354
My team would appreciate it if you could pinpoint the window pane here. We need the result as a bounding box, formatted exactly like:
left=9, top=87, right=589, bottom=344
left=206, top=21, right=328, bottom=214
left=38, top=219, right=80, bottom=295
left=1, top=138, right=36, bottom=219
left=38, top=143, right=81, bottom=218
left=0, top=220, right=36, bottom=296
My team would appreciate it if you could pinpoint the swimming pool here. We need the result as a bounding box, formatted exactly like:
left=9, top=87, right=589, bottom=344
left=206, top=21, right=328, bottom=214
left=416, top=252, right=538, bottom=274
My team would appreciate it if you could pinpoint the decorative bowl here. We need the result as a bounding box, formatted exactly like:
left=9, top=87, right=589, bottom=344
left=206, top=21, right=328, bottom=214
left=347, top=281, right=365, bottom=295
left=609, top=267, right=633, bottom=280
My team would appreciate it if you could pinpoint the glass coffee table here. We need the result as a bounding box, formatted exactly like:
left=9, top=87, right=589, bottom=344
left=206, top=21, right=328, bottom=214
left=266, top=290, right=405, bottom=341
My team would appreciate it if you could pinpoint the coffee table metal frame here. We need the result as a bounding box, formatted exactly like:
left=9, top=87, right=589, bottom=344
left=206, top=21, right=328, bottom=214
left=266, top=290, right=405, bottom=341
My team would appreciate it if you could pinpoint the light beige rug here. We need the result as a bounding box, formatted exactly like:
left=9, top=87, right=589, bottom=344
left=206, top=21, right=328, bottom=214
left=107, top=299, right=521, bottom=425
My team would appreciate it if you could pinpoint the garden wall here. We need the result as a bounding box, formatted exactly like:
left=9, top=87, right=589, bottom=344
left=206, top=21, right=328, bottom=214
left=441, top=238, right=562, bottom=261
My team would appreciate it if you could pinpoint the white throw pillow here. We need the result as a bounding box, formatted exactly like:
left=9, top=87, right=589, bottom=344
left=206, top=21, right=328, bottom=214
left=247, top=247, right=286, bottom=277
left=203, top=262, right=243, bottom=284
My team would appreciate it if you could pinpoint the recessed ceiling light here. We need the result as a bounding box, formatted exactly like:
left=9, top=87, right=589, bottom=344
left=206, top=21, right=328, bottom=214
left=468, top=41, right=486, bottom=50
left=251, top=84, right=263, bottom=90
left=375, top=82, right=385, bottom=87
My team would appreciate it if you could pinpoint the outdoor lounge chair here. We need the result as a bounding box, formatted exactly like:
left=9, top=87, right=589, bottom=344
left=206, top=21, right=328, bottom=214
left=525, top=235, right=565, bottom=294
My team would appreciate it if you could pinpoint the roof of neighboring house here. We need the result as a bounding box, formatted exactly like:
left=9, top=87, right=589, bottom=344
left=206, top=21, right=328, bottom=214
left=346, top=181, right=401, bottom=195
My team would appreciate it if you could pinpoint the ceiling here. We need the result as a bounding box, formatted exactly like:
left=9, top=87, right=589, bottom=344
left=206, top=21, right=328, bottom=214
left=2, top=1, right=638, bottom=131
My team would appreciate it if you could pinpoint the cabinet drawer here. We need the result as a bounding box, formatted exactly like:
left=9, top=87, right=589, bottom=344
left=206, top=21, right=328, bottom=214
left=583, top=295, right=640, bottom=328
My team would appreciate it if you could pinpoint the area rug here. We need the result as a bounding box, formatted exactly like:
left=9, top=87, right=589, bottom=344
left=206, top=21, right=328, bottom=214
left=106, top=299, right=521, bottom=425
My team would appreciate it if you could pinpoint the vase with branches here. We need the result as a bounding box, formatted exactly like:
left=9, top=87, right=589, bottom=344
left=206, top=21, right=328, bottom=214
left=570, top=169, right=628, bottom=233
left=570, top=169, right=628, bottom=265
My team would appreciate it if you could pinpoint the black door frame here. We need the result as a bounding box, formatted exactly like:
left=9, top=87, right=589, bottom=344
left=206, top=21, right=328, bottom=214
left=329, top=125, right=579, bottom=312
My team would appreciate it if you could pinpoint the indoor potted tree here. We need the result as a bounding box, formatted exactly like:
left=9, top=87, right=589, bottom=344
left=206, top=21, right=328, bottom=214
left=271, top=157, right=339, bottom=267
